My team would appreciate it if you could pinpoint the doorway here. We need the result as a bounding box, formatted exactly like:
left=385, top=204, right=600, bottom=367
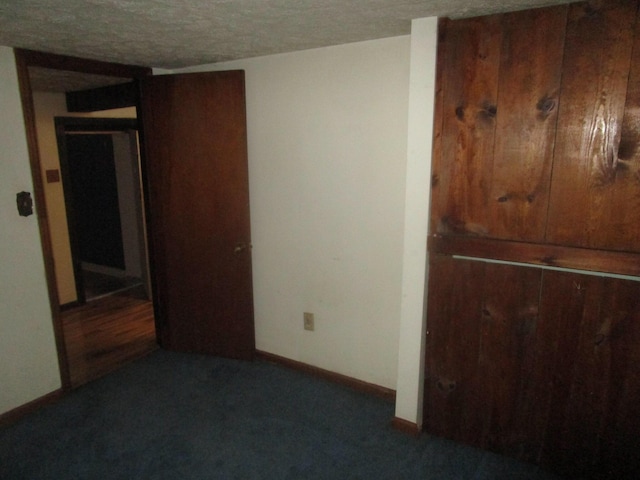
left=15, top=49, right=157, bottom=388
left=16, top=49, right=256, bottom=388
left=54, top=117, right=150, bottom=306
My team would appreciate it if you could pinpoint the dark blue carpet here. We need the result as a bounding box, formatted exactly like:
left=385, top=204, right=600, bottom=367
left=0, top=350, right=562, bottom=479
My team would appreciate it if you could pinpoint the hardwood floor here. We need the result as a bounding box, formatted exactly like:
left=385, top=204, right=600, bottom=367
left=61, top=289, right=157, bottom=388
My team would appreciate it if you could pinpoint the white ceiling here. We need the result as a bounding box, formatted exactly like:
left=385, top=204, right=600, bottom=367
left=2, top=0, right=573, bottom=70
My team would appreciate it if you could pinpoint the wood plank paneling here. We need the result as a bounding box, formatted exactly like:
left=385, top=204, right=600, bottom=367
left=429, top=18, right=447, bottom=234
left=489, top=6, right=566, bottom=241
left=597, top=278, right=640, bottom=479
left=535, top=272, right=602, bottom=473
left=432, top=0, right=640, bottom=252
left=431, top=14, right=502, bottom=236
left=546, top=0, right=638, bottom=250
left=15, top=48, right=151, bottom=78
left=426, top=1, right=640, bottom=478
left=424, top=256, right=542, bottom=451
left=614, top=5, right=640, bottom=251
left=424, top=259, right=640, bottom=478
left=475, top=261, right=542, bottom=457
left=424, top=255, right=485, bottom=442
left=537, top=271, right=640, bottom=478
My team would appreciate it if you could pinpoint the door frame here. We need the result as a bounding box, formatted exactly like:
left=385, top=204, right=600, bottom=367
left=54, top=117, right=144, bottom=306
left=14, top=49, right=151, bottom=389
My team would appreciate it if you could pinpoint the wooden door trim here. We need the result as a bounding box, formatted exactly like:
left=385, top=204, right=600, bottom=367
left=256, top=350, right=396, bottom=402
left=14, top=50, right=70, bottom=388
left=15, top=48, right=150, bottom=78
left=13, top=49, right=151, bottom=391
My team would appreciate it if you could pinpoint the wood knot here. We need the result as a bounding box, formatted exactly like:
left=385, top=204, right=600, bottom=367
left=537, top=96, right=556, bottom=119
left=497, top=195, right=509, bottom=203
left=479, top=103, right=497, bottom=119
left=526, top=193, right=536, bottom=203
left=431, top=173, right=440, bottom=187
left=455, top=105, right=465, bottom=120
left=618, top=139, right=636, bottom=161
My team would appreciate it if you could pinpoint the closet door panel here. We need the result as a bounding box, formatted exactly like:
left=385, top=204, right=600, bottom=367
left=430, top=15, right=502, bottom=237
left=546, top=0, right=637, bottom=250
left=424, top=256, right=543, bottom=452
left=473, top=261, right=542, bottom=457
left=424, top=255, right=485, bottom=443
left=489, top=6, right=566, bottom=242
left=429, top=19, right=447, bottom=234
left=613, top=6, right=640, bottom=251
left=537, top=271, right=640, bottom=477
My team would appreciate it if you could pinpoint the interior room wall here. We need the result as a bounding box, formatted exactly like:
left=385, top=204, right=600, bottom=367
left=32, top=91, right=136, bottom=303
left=0, top=20, right=438, bottom=422
left=395, top=17, right=437, bottom=427
left=0, top=46, right=61, bottom=414
left=179, top=36, right=413, bottom=390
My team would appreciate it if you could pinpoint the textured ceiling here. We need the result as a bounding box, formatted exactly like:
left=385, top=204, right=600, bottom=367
left=2, top=0, right=573, bottom=71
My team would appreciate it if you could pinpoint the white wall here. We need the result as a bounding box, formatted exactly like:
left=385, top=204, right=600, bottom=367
left=180, top=36, right=412, bottom=389
left=0, top=46, right=61, bottom=414
left=32, top=92, right=75, bottom=303
left=0, top=19, right=438, bottom=423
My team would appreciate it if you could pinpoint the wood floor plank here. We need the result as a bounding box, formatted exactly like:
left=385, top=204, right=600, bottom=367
left=61, top=290, right=157, bottom=387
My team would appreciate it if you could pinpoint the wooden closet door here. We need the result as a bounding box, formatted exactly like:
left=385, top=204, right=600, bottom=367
left=431, top=6, right=566, bottom=242
left=545, top=0, right=639, bottom=251
left=430, top=14, right=502, bottom=237
left=139, top=70, right=255, bottom=360
left=424, top=2, right=640, bottom=477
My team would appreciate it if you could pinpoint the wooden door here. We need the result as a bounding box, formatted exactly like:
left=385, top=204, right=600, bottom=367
left=430, top=6, right=566, bottom=241
left=545, top=0, right=639, bottom=251
left=424, top=255, right=640, bottom=478
left=139, top=70, right=255, bottom=360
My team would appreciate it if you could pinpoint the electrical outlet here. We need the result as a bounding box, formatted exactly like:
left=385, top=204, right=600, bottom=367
left=303, top=312, right=314, bottom=331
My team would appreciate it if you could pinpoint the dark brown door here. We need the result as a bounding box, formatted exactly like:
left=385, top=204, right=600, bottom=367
left=139, top=70, right=255, bottom=360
